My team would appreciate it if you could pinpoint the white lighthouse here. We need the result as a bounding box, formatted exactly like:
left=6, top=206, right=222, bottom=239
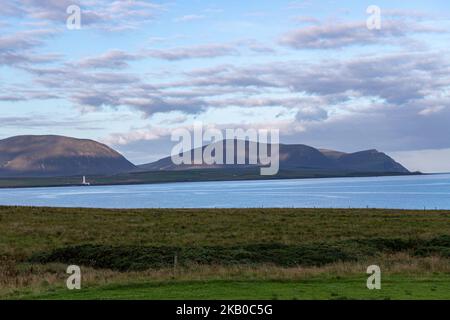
left=82, top=176, right=90, bottom=186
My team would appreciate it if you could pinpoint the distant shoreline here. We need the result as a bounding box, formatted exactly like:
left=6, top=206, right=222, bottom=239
left=0, top=169, right=424, bottom=189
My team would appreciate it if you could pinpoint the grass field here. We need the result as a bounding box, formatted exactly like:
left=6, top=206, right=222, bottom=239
left=12, top=275, right=450, bottom=300
left=0, top=207, right=449, bottom=300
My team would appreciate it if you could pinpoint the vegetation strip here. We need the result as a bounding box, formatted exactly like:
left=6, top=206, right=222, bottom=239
left=29, top=236, right=450, bottom=271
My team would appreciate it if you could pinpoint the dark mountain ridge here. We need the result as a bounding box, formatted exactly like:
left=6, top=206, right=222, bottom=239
left=138, top=140, right=410, bottom=174
left=0, top=135, right=410, bottom=178
left=0, top=135, right=136, bottom=177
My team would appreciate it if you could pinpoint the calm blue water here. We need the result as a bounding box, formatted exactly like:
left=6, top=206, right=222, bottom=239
left=0, top=174, right=450, bottom=209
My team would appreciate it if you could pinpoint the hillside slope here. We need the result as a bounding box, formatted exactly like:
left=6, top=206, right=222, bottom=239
left=138, top=141, right=410, bottom=174
left=0, top=135, right=136, bottom=177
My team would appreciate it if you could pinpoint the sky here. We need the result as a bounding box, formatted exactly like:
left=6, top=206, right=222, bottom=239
left=0, top=0, right=449, bottom=172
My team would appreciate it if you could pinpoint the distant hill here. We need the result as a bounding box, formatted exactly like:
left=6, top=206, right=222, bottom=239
left=0, top=135, right=136, bottom=177
left=0, top=135, right=410, bottom=180
left=138, top=141, right=410, bottom=174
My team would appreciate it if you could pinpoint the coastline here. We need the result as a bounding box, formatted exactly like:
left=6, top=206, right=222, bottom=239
left=0, top=169, right=423, bottom=189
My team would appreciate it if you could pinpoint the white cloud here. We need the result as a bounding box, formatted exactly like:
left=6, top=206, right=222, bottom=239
left=418, top=105, right=445, bottom=116
left=1, top=0, right=165, bottom=30
left=145, top=44, right=238, bottom=60
left=279, top=20, right=444, bottom=49
left=174, top=14, right=205, bottom=22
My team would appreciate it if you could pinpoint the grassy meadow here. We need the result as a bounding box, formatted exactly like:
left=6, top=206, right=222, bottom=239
left=0, top=206, right=449, bottom=300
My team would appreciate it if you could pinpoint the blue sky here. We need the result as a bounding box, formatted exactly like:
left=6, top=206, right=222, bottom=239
left=1, top=0, right=450, bottom=172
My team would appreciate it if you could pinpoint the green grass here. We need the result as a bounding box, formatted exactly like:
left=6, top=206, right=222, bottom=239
left=0, top=207, right=449, bottom=300
left=10, top=275, right=450, bottom=300
left=27, top=237, right=450, bottom=271
left=1, top=207, right=449, bottom=257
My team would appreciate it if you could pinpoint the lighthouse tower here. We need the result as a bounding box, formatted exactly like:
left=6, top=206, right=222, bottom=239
left=82, top=176, right=90, bottom=186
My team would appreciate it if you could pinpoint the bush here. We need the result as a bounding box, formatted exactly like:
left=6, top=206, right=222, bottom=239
left=28, top=235, right=450, bottom=271
left=29, top=244, right=354, bottom=271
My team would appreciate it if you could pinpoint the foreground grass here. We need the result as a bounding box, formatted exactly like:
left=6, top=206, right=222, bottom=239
left=0, top=207, right=449, bottom=299
left=1, top=207, right=449, bottom=256
left=11, top=275, right=450, bottom=300
left=3, top=256, right=450, bottom=300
